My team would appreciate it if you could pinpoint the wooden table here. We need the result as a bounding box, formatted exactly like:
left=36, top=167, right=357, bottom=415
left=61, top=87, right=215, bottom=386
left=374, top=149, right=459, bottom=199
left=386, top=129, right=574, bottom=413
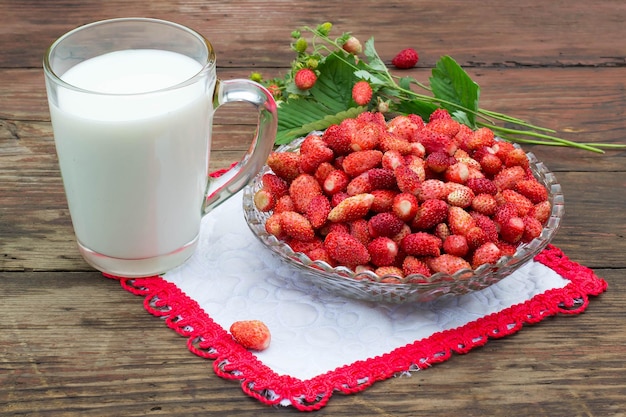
left=2, top=1, right=625, bottom=415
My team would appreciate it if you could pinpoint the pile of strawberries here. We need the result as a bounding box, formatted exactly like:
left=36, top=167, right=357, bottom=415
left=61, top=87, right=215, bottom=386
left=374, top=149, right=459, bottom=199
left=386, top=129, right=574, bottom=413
left=253, top=110, right=551, bottom=282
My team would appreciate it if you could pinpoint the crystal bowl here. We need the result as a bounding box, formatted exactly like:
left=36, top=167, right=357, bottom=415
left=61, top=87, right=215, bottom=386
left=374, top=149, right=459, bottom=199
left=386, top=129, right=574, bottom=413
left=243, top=136, right=564, bottom=304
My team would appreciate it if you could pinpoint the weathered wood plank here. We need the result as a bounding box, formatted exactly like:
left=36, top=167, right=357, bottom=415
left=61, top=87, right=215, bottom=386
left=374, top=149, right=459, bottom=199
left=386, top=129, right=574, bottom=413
left=2, top=0, right=625, bottom=69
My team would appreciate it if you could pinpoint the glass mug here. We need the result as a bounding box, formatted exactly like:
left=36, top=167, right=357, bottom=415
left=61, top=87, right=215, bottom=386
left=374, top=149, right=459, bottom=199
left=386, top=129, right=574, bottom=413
left=43, top=18, right=278, bottom=278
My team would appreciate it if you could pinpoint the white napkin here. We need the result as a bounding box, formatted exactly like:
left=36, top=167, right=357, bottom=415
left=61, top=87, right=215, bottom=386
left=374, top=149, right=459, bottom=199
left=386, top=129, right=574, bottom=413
left=164, top=191, right=568, bottom=381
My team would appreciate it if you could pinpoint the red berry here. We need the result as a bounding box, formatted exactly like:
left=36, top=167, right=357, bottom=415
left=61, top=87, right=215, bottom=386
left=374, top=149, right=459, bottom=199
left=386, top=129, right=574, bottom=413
left=368, top=212, right=405, bottom=238
left=230, top=320, right=271, bottom=351
left=352, top=81, right=373, bottom=106
left=400, top=232, right=442, bottom=257
left=294, top=68, right=317, bottom=90
left=279, top=211, right=316, bottom=241
left=427, top=254, right=471, bottom=275
left=327, top=193, right=375, bottom=223
left=324, top=231, right=371, bottom=266
left=391, top=48, right=419, bottom=69
left=472, top=242, right=502, bottom=268
left=368, top=237, right=399, bottom=267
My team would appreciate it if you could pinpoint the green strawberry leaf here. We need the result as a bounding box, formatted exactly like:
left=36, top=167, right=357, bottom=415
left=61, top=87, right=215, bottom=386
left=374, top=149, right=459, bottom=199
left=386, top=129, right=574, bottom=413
left=363, top=38, right=388, bottom=72
left=429, top=55, right=480, bottom=127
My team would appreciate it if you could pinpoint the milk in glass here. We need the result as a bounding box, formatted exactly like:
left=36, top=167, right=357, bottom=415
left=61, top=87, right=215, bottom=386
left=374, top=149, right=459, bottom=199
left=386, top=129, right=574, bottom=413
left=50, top=49, right=212, bottom=270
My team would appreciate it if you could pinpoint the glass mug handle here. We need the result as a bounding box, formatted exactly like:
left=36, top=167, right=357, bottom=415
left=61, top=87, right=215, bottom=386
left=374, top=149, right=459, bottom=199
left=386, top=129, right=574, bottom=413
left=202, top=79, right=277, bottom=215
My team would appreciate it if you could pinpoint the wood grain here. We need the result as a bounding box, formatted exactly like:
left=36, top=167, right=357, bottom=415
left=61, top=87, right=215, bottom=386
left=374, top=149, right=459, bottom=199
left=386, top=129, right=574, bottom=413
left=1, top=0, right=625, bottom=415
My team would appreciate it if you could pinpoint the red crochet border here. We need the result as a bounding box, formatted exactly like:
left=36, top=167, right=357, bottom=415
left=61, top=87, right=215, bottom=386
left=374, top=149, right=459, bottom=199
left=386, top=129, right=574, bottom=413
left=105, top=244, right=606, bottom=411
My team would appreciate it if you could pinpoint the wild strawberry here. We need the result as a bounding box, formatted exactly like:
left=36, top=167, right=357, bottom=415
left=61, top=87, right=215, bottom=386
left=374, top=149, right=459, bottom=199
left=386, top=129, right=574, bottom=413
left=522, top=215, right=543, bottom=242
left=379, top=133, right=413, bottom=154
left=230, top=320, right=271, bottom=351
left=351, top=122, right=382, bottom=151
left=426, top=151, right=456, bottom=173
left=299, top=139, right=334, bottom=174
left=368, top=212, right=405, bottom=238
left=427, top=254, right=471, bottom=275
left=325, top=222, right=350, bottom=235
left=327, top=193, right=374, bottom=223
left=392, top=192, right=419, bottom=222
left=493, top=202, right=518, bottom=227
left=279, top=211, right=316, bottom=241
left=443, top=234, right=469, bottom=257
left=324, top=231, right=371, bottom=266
left=323, top=169, right=350, bottom=195
left=368, top=237, right=400, bottom=267
left=267, top=151, right=300, bottom=182
left=501, top=189, right=534, bottom=217
left=387, top=115, right=422, bottom=141
left=305, top=195, right=331, bottom=229
left=471, top=193, right=498, bottom=216
left=478, top=153, right=503, bottom=176
left=391, top=48, right=419, bottom=69
left=427, top=118, right=461, bottom=138
left=394, top=164, right=422, bottom=195
left=471, top=212, right=499, bottom=242
left=370, top=189, right=397, bottom=213
left=418, top=179, right=448, bottom=201
left=287, top=237, right=324, bottom=255
left=493, top=165, right=526, bottom=191
left=313, top=162, right=335, bottom=184
left=267, top=83, right=282, bottom=99
left=376, top=266, right=405, bottom=281
left=294, top=68, right=317, bottom=90
left=434, top=222, right=451, bottom=241
left=496, top=240, right=518, bottom=257
left=342, top=149, right=383, bottom=177
left=491, top=141, right=516, bottom=162
left=412, top=198, right=449, bottom=230
left=289, top=173, right=322, bottom=213
left=342, top=36, right=362, bottom=54
left=274, top=194, right=296, bottom=213
left=265, top=212, right=284, bottom=238
left=515, top=179, right=548, bottom=204
left=352, top=81, right=373, bottom=106
left=349, top=218, right=370, bottom=246
left=529, top=200, right=552, bottom=224
left=253, top=188, right=275, bottom=212
left=307, top=247, right=334, bottom=264
left=447, top=185, right=475, bottom=208
left=381, top=149, right=406, bottom=171
left=400, top=232, right=442, bottom=257
left=346, top=172, right=373, bottom=196
left=261, top=173, right=289, bottom=199
left=416, top=129, right=458, bottom=155
left=367, top=168, right=396, bottom=190
left=466, top=177, right=498, bottom=196
left=444, top=162, right=470, bottom=184
left=322, top=124, right=352, bottom=155
left=447, top=206, right=476, bottom=236
left=465, top=127, right=495, bottom=150
left=391, top=223, right=412, bottom=245
left=465, top=226, right=489, bottom=250
left=429, top=108, right=452, bottom=121
left=404, top=155, right=426, bottom=181
left=504, top=148, right=530, bottom=168
left=471, top=242, right=502, bottom=268
left=402, top=256, right=432, bottom=278
left=357, top=111, right=387, bottom=127
left=499, top=216, right=525, bottom=243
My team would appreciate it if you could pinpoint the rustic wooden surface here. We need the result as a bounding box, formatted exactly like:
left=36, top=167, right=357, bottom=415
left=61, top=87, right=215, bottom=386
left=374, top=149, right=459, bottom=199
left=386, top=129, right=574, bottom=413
left=1, top=1, right=625, bottom=415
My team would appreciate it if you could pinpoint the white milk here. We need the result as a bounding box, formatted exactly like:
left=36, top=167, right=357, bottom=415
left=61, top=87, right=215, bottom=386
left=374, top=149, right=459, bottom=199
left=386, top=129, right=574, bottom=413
left=50, top=49, right=212, bottom=272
